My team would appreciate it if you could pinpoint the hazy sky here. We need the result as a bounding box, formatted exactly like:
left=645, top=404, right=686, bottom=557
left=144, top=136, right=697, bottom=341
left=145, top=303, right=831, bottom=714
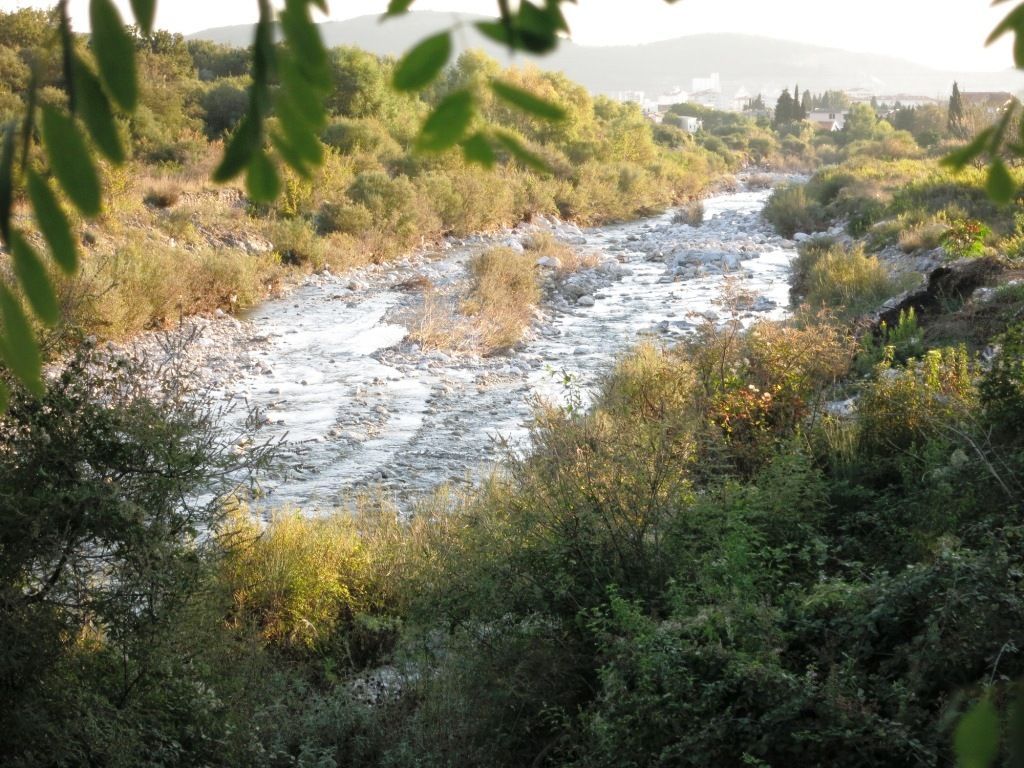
left=3, top=0, right=1015, bottom=72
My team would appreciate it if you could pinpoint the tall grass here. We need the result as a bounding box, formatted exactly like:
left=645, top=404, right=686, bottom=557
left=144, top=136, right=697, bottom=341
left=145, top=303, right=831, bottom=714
left=463, top=247, right=541, bottom=353
left=792, top=241, right=906, bottom=318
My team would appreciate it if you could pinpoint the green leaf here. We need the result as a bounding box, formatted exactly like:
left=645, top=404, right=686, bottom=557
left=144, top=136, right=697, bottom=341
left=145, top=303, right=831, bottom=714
left=73, top=57, right=125, bottom=164
left=941, top=128, right=994, bottom=171
left=9, top=231, right=59, bottom=327
left=213, top=115, right=259, bottom=183
left=90, top=0, right=138, bottom=111
left=988, top=5, right=1024, bottom=67
left=462, top=132, right=496, bottom=168
left=515, top=1, right=559, bottom=53
left=41, top=107, right=101, bottom=217
left=275, top=94, right=324, bottom=167
left=0, top=123, right=14, bottom=242
left=543, top=0, right=570, bottom=33
left=245, top=151, right=280, bottom=203
left=494, top=131, right=551, bottom=174
left=491, top=80, right=567, bottom=121
left=251, top=12, right=277, bottom=118
left=280, top=3, right=330, bottom=87
left=987, top=159, right=1015, bottom=204
left=278, top=54, right=328, bottom=130
left=955, top=697, right=1000, bottom=768
left=129, top=0, right=156, bottom=34
left=26, top=170, right=77, bottom=274
left=416, top=90, right=474, bottom=152
left=393, top=32, right=452, bottom=92
left=476, top=20, right=514, bottom=46
left=0, top=283, right=43, bottom=396
left=385, top=0, right=415, bottom=15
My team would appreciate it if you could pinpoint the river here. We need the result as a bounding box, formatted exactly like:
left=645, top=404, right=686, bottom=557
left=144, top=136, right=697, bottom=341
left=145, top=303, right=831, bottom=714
left=217, top=184, right=797, bottom=512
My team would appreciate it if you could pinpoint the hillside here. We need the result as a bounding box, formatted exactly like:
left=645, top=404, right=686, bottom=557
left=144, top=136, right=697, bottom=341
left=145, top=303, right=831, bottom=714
left=189, top=11, right=1024, bottom=97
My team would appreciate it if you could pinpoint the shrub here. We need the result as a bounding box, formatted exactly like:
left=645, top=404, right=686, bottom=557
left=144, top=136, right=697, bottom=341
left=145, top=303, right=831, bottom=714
left=980, top=322, right=1024, bottom=441
left=220, top=510, right=371, bottom=653
left=898, top=219, right=948, bottom=253
left=520, top=230, right=597, bottom=273
left=673, top=200, right=704, bottom=227
left=316, top=200, right=373, bottom=236
left=857, top=346, right=975, bottom=455
left=942, top=219, right=990, bottom=259
left=0, top=347, right=261, bottom=765
left=143, top=182, right=181, bottom=209
left=268, top=217, right=326, bottom=268
left=795, top=242, right=903, bottom=317
left=462, top=246, right=541, bottom=353
left=763, top=183, right=826, bottom=237
left=67, top=240, right=276, bottom=337
left=199, top=80, right=249, bottom=139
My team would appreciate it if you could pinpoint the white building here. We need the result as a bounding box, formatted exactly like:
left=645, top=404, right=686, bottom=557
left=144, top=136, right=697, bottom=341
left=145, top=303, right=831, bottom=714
left=613, top=90, right=646, bottom=105
left=880, top=94, right=940, bottom=109
left=808, top=110, right=848, bottom=130
left=729, top=87, right=753, bottom=112
left=656, top=87, right=690, bottom=108
left=689, top=89, right=720, bottom=110
left=676, top=116, right=703, bottom=133
left=691, top=73, right=721, bottom=94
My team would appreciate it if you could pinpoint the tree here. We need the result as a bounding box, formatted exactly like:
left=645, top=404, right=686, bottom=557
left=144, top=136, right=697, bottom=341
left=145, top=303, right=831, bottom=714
left=948, top=81, right=970, bottom=140
left=801, top=89, right=811, bottom=117
left=0, top=346, right=266, bottom=760
left=843, top=102, right=881, bottom=142
left=773, top=88, right=797, bottom=128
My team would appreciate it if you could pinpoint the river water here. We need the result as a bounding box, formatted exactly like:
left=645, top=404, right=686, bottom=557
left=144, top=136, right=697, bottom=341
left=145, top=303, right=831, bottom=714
left=222, top=186, right=796, bottom=512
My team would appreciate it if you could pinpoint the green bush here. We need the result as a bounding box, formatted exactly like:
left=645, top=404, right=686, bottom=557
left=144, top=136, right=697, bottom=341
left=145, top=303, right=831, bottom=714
left=268, top=217, right=326, bottom=268
left=793, top=241, right=903, bottom=317
left=763, top=183, right=827, bottom=237
left=942, top=219, right=991, bottom=259
left=0, top=347, right=263, bottom=766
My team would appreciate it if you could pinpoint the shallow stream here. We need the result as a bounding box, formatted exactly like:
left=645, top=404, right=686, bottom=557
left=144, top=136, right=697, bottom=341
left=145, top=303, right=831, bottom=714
left=221, top=187, right=796, bottom=511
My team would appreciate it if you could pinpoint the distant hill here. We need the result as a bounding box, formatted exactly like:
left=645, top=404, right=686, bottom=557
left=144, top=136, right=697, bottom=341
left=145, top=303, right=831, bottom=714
left=188, top=11, right=1024, bottom=100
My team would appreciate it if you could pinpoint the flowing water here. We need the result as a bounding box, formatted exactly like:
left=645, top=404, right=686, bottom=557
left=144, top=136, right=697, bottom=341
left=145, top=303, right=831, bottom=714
left=222, top=187, right=796, bottom=512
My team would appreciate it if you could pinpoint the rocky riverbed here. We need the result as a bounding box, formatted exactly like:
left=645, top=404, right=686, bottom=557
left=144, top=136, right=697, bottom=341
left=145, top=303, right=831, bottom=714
left=128, top=182, right=800, bottom=512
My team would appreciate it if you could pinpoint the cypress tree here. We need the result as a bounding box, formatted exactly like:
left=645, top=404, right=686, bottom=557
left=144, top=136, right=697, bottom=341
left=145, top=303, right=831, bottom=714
left=774, top=89, right=794, bottom=127
left=948, top=81, right=968, bottom=139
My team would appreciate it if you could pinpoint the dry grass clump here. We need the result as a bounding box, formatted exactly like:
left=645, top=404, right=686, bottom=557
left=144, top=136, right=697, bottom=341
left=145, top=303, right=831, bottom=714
left=673, top=200, right=705, bottom=227
left=898, top=220, right=949, bottom=253
left=463, top=246, right=541, bottom=354
left=745, top=174, right=774, bottom=190
left=64, top=239, right=280, bottom=337
left=793, top=241, right=907, bottom=318
left=407, top=288, right=474, bottom=353
left=143, top=182, right=182, bottom=209
left=521, top=230, right=599, bottom=274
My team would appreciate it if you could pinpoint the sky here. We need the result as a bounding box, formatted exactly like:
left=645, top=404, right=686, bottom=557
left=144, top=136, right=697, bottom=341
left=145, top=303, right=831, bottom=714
left=2, top=0, right=1016, bottom=72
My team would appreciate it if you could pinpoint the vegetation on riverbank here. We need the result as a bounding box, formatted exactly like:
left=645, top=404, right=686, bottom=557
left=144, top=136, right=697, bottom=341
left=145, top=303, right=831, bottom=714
left=7, top=246, right=1024, bottom=764
left=6, top=5, right=1024, bottom=768
left=0, top=8, right=818, bottom=353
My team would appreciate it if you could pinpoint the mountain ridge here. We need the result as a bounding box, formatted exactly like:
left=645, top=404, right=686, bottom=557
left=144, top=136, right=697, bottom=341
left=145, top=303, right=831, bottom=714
left=188, top=11, right=1024, bottom=98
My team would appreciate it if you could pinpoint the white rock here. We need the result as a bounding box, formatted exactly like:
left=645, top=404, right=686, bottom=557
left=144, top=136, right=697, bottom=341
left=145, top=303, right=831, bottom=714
left=576, top=295, right=596, bottom=307
left=536, top=256, right=562, bottom=269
